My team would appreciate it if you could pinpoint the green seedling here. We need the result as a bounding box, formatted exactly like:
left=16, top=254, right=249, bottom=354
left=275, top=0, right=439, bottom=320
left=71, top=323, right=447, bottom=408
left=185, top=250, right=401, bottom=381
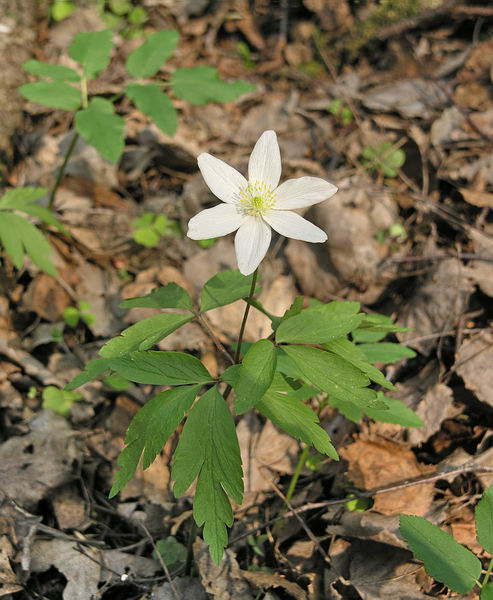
left=132, top=213, right=181, bottom=248
left=42, top=386, right=83, bottom=416
left=361, top=141, right=406, bottom=177
left=63, top=301, right=96, bottom=328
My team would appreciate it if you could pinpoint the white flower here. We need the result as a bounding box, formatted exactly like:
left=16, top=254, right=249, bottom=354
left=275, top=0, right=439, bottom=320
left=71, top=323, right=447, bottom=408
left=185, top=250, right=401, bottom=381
left=187, top=130, right=338, bottom=275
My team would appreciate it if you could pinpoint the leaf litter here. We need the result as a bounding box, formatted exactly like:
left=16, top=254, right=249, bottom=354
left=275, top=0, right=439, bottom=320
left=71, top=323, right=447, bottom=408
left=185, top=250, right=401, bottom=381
left=2, top=1, right=493, bottom=598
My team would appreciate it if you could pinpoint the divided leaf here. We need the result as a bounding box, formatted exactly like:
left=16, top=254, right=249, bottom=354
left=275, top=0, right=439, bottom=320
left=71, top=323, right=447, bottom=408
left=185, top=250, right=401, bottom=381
left=120, top=282, right=193, bottom=311
left=65, top=358, right=113, bottom=390
left=75, top=98, right=124, bottom=162
left=172, top=386, right=243, bottom=564
left=276, top=301, right=363, bottom=344
left=399, top=514, right=481, bottom=594
left=19, top=81, right=81, bottom=110
left=99, top=313, right=193, bottom=357
left=330, top=393, right=424, bottom=428
left=0, top=187, right=47, bottom=207
left=126, top=30, right=179, bottom=78
left=108, top=351, right=213, bottom=386
left=171, top=66, right=254, bottom=106
left=324, top=338, right=395, bottom=390
left=358, top=342, right=416, bottom=364
left=110, top=384, right=200, bottom=497
left=281, top=345, right=380, bottom=410
left=234, top=339, right=277, bottom=414
left=22, top=60, right=80, bottom=82
left=125, top=83, right=177, bottom=136
left=482, top=583, right=493, bottom=600
left=476, top=484, right=493, bottom=554
left=69, top=29, right=114, bottom=79
left=0, top=212, right=56, bottom=275
left=257, top=383, right=338, bottom=460
left=200, top=269, right=257, bottom=312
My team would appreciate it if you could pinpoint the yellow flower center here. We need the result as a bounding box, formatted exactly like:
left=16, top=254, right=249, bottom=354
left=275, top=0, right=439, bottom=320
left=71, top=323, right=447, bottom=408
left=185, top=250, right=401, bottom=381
left=237, top=181, right=276, bottom=216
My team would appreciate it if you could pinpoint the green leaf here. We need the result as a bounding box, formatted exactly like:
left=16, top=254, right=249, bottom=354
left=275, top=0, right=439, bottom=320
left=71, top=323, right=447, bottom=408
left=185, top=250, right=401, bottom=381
left=110, top=384, right=200, bottom=497
left=108, top=351, right=213, bottom=386
left=476, top=484, right=493, bottom=554
left=234, top=339, right=277, bottom=414
left=171, top=66, right=254, bottom=106
left=257, top=387, right=338, bottom=460
left=22, top=60, right=80, bottom=82
left=399, top=515, right=481, bottom=594
left=200, top=269, right=257, bottom=312
left=125, top=83, right=177, bottom=136
left=99, top=313, right=193, bottom=358
left=63, top=306, right=80, bottom=327
left=482, top=583, right=493, bottom=600
left=324, top=338, right=395, bottom=390
left=153, top=536, right=187, bottom=567
left=276, top=301, right=364, bottom=344
left=51, top=0, right=76, bottom=21
left=281, top=345, right=379, bottom=410
left=19, top=81, right=81, bottom=110
left=69, top=29, right=114, bottom=79
left=362, top=142, right=406, bottom=177
left=120, top=282, right=193, bottom=312
left=126, top=30, right=179, bottom=78
left=42, top=386, right=82, bottom=416
left=75, top=98, right=124, bottom=163
left=65, top=358, right=113, bottom=390
left=358, top=342, right=416, bottom=364
left=133, top=226, right=160, bottom=247
left=0, top=212, right=56, bottom=275
left=0, top=187, right=47, bottom=207
left=331, top=393, right=424, bottom=428
left=172, top=386, right=243, bottom=564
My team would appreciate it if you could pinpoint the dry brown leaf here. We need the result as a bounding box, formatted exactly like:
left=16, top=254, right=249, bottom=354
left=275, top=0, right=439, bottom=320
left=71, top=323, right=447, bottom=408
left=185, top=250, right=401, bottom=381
left=23, top=273, right=71, bottom=321
left=340, top=437, right=434, bottom=516
left=241, top=569, right=307, bottom=600
left=52, top=484, right=87, bottom=531
left=460, top=188, right=493, bottom=209
left=456, top=331, right=493, bottom=408
left=0, top=536, right=22, bottom=596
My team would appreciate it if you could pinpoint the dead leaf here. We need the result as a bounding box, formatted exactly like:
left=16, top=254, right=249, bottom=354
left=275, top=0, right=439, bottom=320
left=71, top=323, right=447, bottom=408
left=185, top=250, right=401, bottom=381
left=0, top=411, right=80, bottom=509
left=23, top=274, right=71, bottom=321
left=30, top=539, right=100, bottom=600
left=456, top=331, right=493, bottom=408
left=460, top=188, right=493, bottom=208
left=101, top=549, right=160, bottom=582
left=153, top=576, right=207, bottom=600
left=398, top=258, right=474, bottom=355
left=193, top=538, right=253, bottom=600
left=241, top=569, right=307, bottom=600
left=52, top=484, right=87, bottom=531
left=0, top=536, right=22, bottom=596
left=340, top=437, right=434, bottom=516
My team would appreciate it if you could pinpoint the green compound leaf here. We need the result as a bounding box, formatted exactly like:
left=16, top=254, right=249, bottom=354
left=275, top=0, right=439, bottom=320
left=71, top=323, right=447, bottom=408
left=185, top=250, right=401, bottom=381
left=108, top=351, right=213, bottom=386
left=42, top=386, right=82, bottom=416
left=65, top=358, right=113, bottom=390
left=476, top=484, right=493, bottom=554
left=99, top=313, right=194, bottom=358
left=276, top=301, right=364, bottom=345
left=69, top=29, right=114, bottom=79
left=0, top=187, right=66, bottom=233
left=22, top=60, right=80, bottom=82
left=324, top=338, right=395, bottom=390
left=352, top=313, right=409, bottom=341
left=75, top=98, right=124, bottom=163
left=399, top=515, right=481, bottom=594
left=172, top=386, right=243, bottom=564
left=120, top=282, right=193, bottom=311
left=126, top=30, right=179, bottom=78
left=330, top=392, right=424, bottom=428
left=110, top=384, right=200, bottom=497
left=362, top=141, right=406, bottom=177
left=234, top=339, right=277, bottom=414
left=0, top=212, right=56, bottom=276
left=19, top=81, right=81, bottom=111
left=358, top=342, right=416, bottom=364
left=482, top=583, right=493, bottom=600
left=171, top=66, right=254, bottom=106
left=257, top=379, right=338, bottom=460
left=125, top=83, right=177, bottom=136
left=281, top=345, right=380, bottom=410
left=200, top=269, right=257, bottom=312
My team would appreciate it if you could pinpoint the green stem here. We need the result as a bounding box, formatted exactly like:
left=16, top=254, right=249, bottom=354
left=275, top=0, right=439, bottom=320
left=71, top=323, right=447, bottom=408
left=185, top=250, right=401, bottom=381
left=48, top=132, right=79, bottom=210
left=234, top=269, right=258, bottom=363
left=482, top=556, right=493, bottom=588
left=223, top=269, right=258, bottom=403
left=285, top=445, right=310, bottom=506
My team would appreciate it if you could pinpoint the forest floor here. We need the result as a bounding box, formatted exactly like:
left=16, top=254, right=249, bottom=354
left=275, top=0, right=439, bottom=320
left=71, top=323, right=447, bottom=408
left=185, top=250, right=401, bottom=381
left=1, top=1, right=493, bottom=599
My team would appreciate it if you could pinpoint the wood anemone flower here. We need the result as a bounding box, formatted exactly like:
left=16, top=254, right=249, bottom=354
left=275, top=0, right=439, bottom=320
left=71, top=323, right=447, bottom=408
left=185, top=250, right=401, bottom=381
left=187, top=130, right=338, bottom=275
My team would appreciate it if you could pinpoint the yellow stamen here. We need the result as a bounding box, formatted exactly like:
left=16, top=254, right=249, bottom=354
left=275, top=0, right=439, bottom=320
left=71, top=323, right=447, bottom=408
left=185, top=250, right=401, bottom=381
left=236, top=181, right=276, bottom=216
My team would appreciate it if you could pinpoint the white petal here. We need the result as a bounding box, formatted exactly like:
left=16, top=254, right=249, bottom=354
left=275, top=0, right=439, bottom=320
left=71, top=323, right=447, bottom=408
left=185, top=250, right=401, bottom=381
left=274, top=176, right=338, bottom=210
left=234, top=217, right=272, bottom=275
left=187, top=203, right=245, bottom=240
left=263, top=210, right=327, bottom=243
left=248, top=130, right=281, bottom=190
left=198, top=153, right=247, bottom=204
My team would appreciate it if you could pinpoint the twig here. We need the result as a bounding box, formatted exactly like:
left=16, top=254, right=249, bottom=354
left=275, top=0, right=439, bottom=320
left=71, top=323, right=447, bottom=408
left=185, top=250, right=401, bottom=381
left=140, top=523, right=183, bottom=600
left=196, top=312, right=235, bottom=365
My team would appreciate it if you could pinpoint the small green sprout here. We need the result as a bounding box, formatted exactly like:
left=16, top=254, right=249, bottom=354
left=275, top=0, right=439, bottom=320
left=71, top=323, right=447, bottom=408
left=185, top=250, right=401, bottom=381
left=63, top=301, right=96, bottom=328
left=132, top=213, right=181, bottom=248
left=42, top=386, right=83, bottom=416
left=361, top=141, right=406, bottom=177
left=327, top=98, right=353, bottom=125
